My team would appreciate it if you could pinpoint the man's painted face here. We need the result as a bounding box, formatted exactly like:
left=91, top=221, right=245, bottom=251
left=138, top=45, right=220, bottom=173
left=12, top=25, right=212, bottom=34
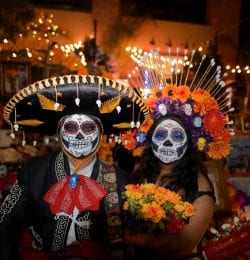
left=152, top=119, right=188, bottom=164
left=59, top=114, right=101, bottom=158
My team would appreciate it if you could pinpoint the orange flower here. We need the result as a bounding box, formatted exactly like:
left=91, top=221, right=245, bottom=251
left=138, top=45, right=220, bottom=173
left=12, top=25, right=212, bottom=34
left=192, top=89, right=219, bottom=116
left=174, top=85, right=191, bottom=103
left=125, top=184, right=143, bottom=199
left=151, top=88, right=165, bottom=99
left=208, top=141, right=231, bottom=159
left=191, top=88, right=211, bottom=103
left=140, top=118, right=154, bottom=133
left=211, top=128, right=232, bottom=143
left=204, top=97, right=219, bottom=112
left=123, top=183, right=195, bottom=234
left=154, top=189, right=168, bottom=205
left=165, top=190, right=182, bottom=204
left=141, top=202, right=166, bottom=223
left=121, top=130, right=137, bottom=150
left=203, top=110, right=225, bottom=134
left=161, top=84, right=178, bottom=100
left=144, top=98, right=157, bottom=110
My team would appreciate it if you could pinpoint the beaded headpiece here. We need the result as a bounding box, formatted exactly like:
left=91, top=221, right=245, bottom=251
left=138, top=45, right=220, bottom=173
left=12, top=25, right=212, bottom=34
left=122, top=48, right=233, bottom=159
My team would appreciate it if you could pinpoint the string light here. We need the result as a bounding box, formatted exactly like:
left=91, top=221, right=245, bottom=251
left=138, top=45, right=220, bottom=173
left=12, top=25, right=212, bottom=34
left=127, top=45, right=250, bottom=77
left=225, top=64, right=250, bottom=74
left=0, top=12, right=87, bottom=73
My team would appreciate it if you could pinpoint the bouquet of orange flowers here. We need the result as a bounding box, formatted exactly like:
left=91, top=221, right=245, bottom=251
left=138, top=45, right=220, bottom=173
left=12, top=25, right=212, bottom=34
left=122, top=183, right=195, bottom=234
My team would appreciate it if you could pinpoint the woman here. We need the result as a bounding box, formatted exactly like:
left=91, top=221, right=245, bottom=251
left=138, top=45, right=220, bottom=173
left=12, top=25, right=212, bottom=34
left=125, top=115, right=216, bottom=259
left=121, top=48, right=232, bottom=259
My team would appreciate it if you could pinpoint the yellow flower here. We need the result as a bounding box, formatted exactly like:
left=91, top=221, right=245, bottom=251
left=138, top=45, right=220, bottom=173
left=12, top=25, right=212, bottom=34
left=183, top=202, right=195, bottom=217
left=122, top=183, right=195, bottom=233
left=174, top=203, right=185, bottom=213
left=123, top=201, right=129, bottom=210
left=142, top=183, right=157, bottom=195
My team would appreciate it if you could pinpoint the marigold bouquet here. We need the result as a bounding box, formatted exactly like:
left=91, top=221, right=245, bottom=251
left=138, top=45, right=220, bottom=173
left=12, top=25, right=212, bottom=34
left=122, top=183, right=195, bottom=234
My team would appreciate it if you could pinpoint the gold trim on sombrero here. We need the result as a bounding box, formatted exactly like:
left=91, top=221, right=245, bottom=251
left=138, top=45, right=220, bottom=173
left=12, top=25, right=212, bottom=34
left=37, top=94, right=65, bottom=111
left=100, top=95, right=121, bottom=114
left=112, top=122, right=131, bottom=129
left=16, top=119, right=44, bottom=126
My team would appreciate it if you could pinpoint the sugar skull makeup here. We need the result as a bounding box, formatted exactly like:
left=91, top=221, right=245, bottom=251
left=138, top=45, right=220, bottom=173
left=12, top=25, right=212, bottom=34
left=59, top=114, right=101, bottom=158
left=152, top=119, right=188, bottom=164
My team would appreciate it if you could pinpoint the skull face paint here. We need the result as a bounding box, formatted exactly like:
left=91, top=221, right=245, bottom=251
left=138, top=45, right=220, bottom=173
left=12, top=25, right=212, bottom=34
left=152, top=119, right=188, bottom=164
left=59, top=114, right=101, bottom=158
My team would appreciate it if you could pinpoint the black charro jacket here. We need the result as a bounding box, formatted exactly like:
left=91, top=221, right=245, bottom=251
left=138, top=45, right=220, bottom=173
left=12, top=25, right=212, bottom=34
left=0, top=151, right=131, bottom=260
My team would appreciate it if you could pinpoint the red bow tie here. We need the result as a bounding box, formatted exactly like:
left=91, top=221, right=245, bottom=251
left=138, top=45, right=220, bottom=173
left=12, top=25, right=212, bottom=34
left=43, top=175, right=106, bottom=214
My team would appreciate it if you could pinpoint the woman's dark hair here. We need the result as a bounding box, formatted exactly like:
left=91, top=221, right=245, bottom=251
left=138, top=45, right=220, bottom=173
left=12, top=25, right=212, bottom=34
left=134, top=115, right=210, bottom=202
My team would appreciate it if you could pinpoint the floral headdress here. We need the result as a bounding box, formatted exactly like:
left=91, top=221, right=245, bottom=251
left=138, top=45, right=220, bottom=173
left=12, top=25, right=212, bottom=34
left=122, top=48, right=233, bottom=159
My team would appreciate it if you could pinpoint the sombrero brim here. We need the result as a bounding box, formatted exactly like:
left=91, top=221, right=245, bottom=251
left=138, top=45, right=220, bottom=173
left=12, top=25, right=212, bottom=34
left=4, top=75, right=149, bottom=135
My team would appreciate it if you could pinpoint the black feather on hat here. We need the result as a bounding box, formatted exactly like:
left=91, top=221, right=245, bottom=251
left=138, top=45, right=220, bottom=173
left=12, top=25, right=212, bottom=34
left=3, top=74, right=149, bottom=135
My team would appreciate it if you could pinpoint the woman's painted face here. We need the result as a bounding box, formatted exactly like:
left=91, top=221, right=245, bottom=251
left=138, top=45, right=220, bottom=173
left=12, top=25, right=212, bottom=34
left=152, top=119, right=188, bottom=164
left=59, top=114, right=101, bottom=158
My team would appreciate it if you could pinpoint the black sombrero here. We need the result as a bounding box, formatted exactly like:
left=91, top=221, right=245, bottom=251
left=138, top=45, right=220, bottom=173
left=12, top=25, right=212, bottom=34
left=3, top=74, right=149, bottom=135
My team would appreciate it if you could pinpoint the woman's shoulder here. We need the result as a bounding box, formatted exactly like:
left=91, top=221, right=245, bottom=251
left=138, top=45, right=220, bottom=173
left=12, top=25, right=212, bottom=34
left=196, top=173, right=216, bottom=202
left=197, top=172, right=212, bottom=191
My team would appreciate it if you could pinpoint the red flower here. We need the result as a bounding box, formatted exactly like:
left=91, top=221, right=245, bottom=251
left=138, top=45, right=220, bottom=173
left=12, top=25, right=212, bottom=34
left=164, top=211, right=185, bottom=234
left=165, top=218, right=185, bottom=234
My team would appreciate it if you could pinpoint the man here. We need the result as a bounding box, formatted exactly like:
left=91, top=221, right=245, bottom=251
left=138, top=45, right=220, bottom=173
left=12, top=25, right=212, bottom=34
left=0, top=74, right=148, bottom=259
